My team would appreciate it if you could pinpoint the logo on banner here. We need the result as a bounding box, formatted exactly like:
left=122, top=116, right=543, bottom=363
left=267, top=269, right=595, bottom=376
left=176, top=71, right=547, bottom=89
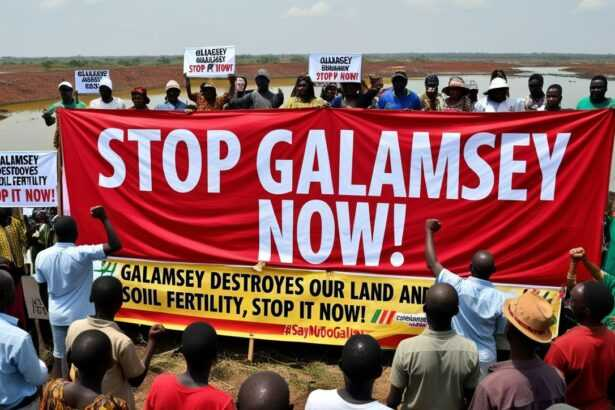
left=184, top=46, right=236, bottom=78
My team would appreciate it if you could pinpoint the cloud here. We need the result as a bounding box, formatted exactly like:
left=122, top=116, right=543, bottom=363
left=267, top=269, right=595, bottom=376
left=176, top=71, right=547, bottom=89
left=286, top=1, right=331, bottom=17
left=40, top=0, right=69, bottom=9
left=577, top=0, right=608, bottom=10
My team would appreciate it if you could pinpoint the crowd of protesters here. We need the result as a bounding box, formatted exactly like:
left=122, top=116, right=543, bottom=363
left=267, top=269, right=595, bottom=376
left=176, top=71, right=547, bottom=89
left=2, top=204, right=615, bottom=409
left=41, top=68, right=615, bottom=127
left=0, top=66, right=611, bottom=409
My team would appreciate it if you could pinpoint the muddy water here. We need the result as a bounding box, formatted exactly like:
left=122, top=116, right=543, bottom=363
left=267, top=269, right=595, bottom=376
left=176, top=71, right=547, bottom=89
left=0, top=71, right=595, bottom=151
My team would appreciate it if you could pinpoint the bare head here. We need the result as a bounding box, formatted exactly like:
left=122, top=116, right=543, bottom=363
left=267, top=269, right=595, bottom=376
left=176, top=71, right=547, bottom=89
left=237, top=371, right=292, bottom=410
left=470, top=250, right=495, bottom=280
left=423, top=283, right=459, bottom=330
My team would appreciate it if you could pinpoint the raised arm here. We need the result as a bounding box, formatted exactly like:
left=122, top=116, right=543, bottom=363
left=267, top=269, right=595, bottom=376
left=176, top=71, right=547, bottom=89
left=90, top=206, right=122, bottom=255
left=184, top=74, right=197, bottom=103
left=128, top=324, right=165, bottom=387
left=571, top=247, right=605, bottom=281
left=567, top=248, right=583, bottom=292
left=425, top=218, right=444, bottom=276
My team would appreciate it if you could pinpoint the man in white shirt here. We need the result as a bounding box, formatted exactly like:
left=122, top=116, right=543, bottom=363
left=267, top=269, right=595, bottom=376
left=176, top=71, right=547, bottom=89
left=474, top=77, right=524, bottom=112
left=34, top=205, right=122, bottom=378
left=89, top=78, right=127, bottom=109
left=305, top=334, right=390, bottom=410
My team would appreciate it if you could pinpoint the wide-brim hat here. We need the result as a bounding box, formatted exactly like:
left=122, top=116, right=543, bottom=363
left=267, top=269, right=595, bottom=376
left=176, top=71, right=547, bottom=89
left=443, top=77, right=469, bottom=96
left=484, top=77, right=509, bottom=95
left=503, top=291, right=554, bottom=343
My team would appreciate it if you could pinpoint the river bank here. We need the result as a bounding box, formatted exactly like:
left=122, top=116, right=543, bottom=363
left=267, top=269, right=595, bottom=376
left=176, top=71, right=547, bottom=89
left=2, top=59, right=613, bottom=106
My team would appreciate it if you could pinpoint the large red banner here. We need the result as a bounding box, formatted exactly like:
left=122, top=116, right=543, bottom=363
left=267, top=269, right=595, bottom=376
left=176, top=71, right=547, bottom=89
left=59, top=108, right=615, bottom=286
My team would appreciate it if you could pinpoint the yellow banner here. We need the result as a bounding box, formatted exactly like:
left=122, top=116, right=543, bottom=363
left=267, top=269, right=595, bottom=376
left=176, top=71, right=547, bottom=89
left=99, top=258, right=563, bottom=348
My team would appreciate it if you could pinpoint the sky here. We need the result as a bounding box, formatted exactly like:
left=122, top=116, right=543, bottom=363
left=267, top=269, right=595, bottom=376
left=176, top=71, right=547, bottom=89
left=2, top=0, right=615, bottom=57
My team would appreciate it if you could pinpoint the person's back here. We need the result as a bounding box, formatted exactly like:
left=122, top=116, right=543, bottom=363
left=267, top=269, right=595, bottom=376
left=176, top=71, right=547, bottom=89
left=472, top=359, right=565, bottom=410
left=388, top=283, right=479, bottom=409
left=391, top=330, right=478, bottom=409
left=546, top=325, right=615, bottom=409
left=306, top=334, right=390, bottom=410
left=442, top=269, right=509, bottom=364
left=306, top=389, right=390, bottom=410
left=145, top=373, right=234, bottom=410
left=35, top=242, right=105, bottom=324
left=0, top=270, right=48, bottom=409
left=546, top=281, right=615, bottom=409
left=144, top=322, right=235, bottom=410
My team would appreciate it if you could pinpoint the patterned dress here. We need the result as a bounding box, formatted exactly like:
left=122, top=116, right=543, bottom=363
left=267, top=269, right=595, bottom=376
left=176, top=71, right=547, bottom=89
left=40, top=379, right=129, bottom=410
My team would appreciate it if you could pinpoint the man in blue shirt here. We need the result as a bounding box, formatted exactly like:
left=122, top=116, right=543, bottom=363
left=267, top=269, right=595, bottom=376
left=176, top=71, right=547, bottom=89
left=34, top=206, right=122, bottom=378
left=155, top=80, right=189, bottom=111
left=378, top=71, right=421, bottom=110
left=0, top=270, right=48, bottom=409
left=424, top=218, right=512, bottom=378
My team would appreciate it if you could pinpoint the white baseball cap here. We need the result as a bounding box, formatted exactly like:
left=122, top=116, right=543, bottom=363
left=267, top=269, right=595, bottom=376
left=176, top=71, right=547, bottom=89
left=58, top=81, right=73, bottom=90
left=99, top=77, right=113, bottom=90
left=166, top=80, right=181, bottom=91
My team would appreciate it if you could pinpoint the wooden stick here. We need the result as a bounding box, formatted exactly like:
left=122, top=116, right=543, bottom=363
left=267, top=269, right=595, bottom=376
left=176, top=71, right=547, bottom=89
left=55, top=117, right=64, bottom=216
left=247, top=337, right=255, bottom=362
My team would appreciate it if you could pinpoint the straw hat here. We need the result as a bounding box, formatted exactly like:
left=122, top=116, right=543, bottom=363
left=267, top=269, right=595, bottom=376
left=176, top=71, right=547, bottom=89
left=503, top=291, right=555, bottom=343
left=484, top=77, right=509, bottom=94
left=442, top=76, right=469, bottom=96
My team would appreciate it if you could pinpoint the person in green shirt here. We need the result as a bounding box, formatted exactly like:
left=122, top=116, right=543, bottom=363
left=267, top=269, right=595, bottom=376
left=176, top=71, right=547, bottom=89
left=576, top=75, right=615, bottom=110
left=568, top=247, right=615, bottom=330
left=42, top=81, right=86, bottom=126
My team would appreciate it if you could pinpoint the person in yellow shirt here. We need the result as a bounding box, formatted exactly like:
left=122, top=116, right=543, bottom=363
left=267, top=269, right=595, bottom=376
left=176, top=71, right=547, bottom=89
left=283, top=75, right=328, bottom=108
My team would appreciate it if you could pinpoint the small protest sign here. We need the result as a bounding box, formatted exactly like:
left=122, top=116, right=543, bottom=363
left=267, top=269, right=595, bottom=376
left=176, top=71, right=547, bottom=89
left=22, top=276, right=48, bottom=320
left=0, top=151, right=57, bottom=207
left=74, top=69, right=110, bottom=94
left=308, top=53, right=362, bottom=83
left=183, top=46, right=236, bottom=78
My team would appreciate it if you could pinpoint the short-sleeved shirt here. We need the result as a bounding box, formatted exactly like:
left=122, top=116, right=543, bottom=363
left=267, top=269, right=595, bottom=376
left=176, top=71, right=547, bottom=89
left=0, top=313, right=48, bottom=409
left=144, top=374, right=235, bottom=410
left=228, top=90, right=283, bottom=109
left=469, top=358, right=566, bottom=410
left=437, top=269, right=511, bottom=365
left=378, top=88, right=421, bottom=110
left=155, top=100, right=188, bottom=111
left=45, top=100, right=87, bottom=115
left=545, top=325, right=615, bottom=410
left=305, top=389, right=391, bottom=410
left=576, top=96, right=615, bottom=110
left=283, top=96, right=328, bottom=108
left=474, top=97, right=524, bottom=112
left=89, top=97, right=127, bottom=109
left=391, top=329, right=479, bottom=409
left=66, top=317, right=145, bottom=410
left=0, top=216, right=27, bottom=268
left=34, top=242, right=106, bottom=326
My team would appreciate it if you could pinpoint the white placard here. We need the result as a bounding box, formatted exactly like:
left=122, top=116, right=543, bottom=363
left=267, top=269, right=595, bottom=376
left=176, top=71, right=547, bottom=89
left=0, top=151, right=57, bottom=207
left=22, top=276, right=48, bottom=320
left=183, top=46, right=236, bottom=78
left=308, top=53, right=362, bottom=83
left=74, top=69, right=110, bottom=94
